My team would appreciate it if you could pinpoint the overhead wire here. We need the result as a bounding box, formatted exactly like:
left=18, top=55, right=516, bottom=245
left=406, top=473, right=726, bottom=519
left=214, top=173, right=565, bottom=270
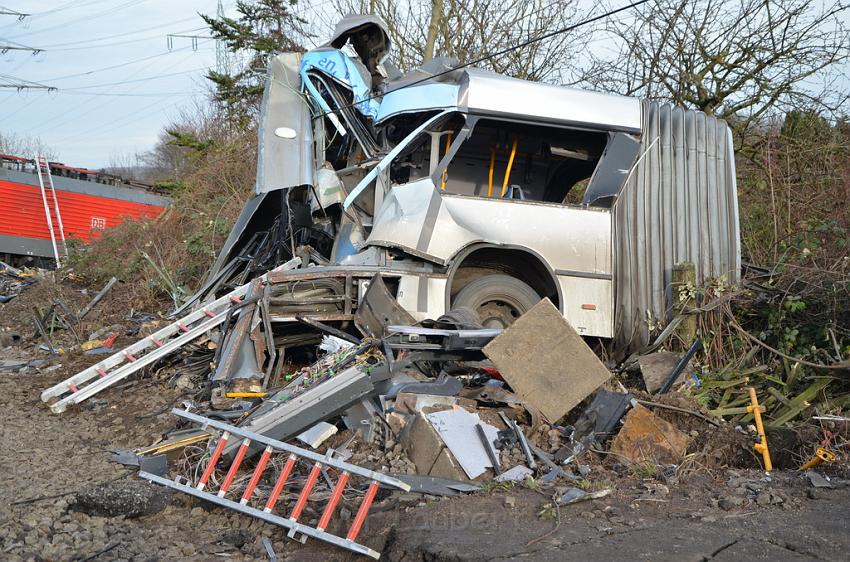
left=62, top=67, right=210, bottom=90
left=0, top=1, right=111, bottom=35
left=32, top=0, right=113, bottom=18
left=4, top=90, right=48, bottom=119
left=34, top=19, right=202, bottom=48
left=25, top=45, right=209, bottom=134
left=45, top=33, right=212, bottom=52
left=16, top=49, right=206, bottom=135
left=6, top=0, right=147, bottom=41
left=58, top=90, right=201, bottom=97
left=314, top=0, right=653, bottom=119
left=43, top=41, right=212, bottom=82
left=51, top=93, right=183, bottom=146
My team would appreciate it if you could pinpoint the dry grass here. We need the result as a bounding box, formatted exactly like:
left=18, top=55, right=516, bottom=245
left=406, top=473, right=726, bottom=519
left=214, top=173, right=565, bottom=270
left=66, top=129, right=257, bottom=309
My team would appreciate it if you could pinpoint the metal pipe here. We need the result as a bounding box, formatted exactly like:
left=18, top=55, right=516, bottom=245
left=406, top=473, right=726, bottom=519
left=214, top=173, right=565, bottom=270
left=658, top=338, right=703, bottom=394
left=747, top=386, right=772, bottom=471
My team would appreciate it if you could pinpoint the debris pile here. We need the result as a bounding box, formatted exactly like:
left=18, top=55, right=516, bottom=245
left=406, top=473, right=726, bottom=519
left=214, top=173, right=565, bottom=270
left=0, top=260, right=38, bottom=303
left=39, top=274, right=798, bottom=558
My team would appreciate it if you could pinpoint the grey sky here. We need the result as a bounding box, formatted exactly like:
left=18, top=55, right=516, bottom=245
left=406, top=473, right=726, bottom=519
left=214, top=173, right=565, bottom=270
left=1, top=0, right=229, bottom=168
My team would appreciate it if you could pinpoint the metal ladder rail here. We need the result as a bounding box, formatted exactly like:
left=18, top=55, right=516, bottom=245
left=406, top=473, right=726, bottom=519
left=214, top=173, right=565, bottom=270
left=40, top=157, right=68, bottom=259
left=47, top=310, right=230, bottom=414
left=140, top=409, right=412, bottom=559
left=34, top=156, right=61, bottom=266
left=40, top=284, right=250, bottom=411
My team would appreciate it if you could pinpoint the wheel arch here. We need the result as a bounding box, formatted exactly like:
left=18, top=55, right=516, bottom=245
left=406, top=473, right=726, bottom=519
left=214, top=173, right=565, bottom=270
left=445, top=243, right=562, bottom=312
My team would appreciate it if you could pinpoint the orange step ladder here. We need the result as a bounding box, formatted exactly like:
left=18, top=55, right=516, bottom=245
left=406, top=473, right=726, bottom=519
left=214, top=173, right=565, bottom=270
left=140, top=408, right=410, bottom=559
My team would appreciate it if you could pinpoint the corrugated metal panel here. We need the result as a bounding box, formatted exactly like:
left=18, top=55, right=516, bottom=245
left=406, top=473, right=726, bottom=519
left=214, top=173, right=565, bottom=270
left=0, top=180, right=167, bottom=250
left=612, top=101, right=740, bottom=355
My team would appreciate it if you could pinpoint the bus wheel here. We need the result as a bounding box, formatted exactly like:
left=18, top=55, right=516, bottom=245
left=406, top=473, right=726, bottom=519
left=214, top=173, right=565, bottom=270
left=452, top=274, right=540, bottom=329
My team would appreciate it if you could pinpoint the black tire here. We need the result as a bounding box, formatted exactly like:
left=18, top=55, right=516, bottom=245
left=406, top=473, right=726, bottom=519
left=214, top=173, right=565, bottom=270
left=452, top=274, right=541, bottom=329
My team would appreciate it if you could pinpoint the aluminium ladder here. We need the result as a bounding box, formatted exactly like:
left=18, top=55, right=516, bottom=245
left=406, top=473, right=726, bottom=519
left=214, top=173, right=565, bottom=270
left=41, top=277, right=259, bottom=414
left=35, top=156, right=68, bottom=267
left=140, top=409, right=411, bottom=559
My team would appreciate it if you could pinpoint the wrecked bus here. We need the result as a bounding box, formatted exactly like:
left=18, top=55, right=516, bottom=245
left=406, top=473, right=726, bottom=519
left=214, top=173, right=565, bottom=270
left=191, top=15, right=740, bottom=357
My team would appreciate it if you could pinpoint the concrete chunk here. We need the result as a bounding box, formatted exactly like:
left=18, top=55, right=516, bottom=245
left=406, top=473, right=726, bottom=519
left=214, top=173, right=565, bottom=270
left=296, top=422, right=338, bottom=449
left=483, top=298, right=611, bottom=423
left=609, top=404, right=690, bottom=465
left=637, top=351, right=684, bottom=394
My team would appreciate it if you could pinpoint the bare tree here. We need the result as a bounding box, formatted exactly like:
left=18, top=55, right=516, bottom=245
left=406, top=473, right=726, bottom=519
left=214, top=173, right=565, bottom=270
left=329, top=0, right=596, bottom=83
left=585, top=0, right=850, bottom=133
left=0, top=131, right=57, bottom=160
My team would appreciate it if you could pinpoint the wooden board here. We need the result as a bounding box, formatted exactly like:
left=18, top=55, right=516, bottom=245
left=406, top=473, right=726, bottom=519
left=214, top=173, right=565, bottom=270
left=483, top=298, right=611, bottom=423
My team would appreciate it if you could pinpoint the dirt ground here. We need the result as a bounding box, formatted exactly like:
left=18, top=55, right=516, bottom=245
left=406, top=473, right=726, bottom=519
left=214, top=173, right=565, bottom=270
left=2, top=279, right=850, bottom=561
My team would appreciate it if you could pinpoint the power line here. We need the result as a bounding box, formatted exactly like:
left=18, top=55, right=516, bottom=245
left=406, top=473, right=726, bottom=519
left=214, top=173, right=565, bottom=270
left=0, top=0, right=109, bottom=35
left=25, top=48, right=205, bottom=135
left=35, top=19, right=203, bottom=49
left=0, top=73, right=55, bottom=90
left=43, top=41, right=213, bottom=82
left=5, top=90, right=48, bottom=119
left=60, top=90, right=199, bottom=97
left=45, top=32, right=207, bottom=52
left=63, top=67, right=209, bottom=90
left=0, top=6, right=28, bottom=20
left=6, top=0, right=146, bottom=41
left=0, top=44, right=42, bottom=54
left=317, top=0, right=653, bottom=118
left=51, top=94, right=179, bottom=146
left=33, top=0, right=114, bottom=18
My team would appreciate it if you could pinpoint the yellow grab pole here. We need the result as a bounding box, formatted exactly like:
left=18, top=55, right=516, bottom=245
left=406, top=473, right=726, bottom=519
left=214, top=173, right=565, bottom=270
left=500, top=137, right=518, bottom=198
left=440, top=132, right=452, bottom=190
left=747, top=386, right=772, bottom=471
left=487, top=146, right=496, bottom=197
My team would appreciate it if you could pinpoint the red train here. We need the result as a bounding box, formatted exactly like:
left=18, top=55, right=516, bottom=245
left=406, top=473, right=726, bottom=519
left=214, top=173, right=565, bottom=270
left=0, top=154, right=170, bottom=265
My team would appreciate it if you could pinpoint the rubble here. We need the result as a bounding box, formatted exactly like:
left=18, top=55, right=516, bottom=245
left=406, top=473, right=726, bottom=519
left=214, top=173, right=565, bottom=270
left=426, top=408, right=500, bottom=479
left=70, top=480, right=171, bottom=519
left=636, top=351, right=681, bottom=394
left=0, top=260, right=38, bottom=303
left=609, top=404, right=690, bottom=466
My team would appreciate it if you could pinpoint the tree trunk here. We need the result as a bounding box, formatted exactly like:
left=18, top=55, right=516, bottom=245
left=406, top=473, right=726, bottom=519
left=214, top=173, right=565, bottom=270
left=423, top=0, right=443, bottom=63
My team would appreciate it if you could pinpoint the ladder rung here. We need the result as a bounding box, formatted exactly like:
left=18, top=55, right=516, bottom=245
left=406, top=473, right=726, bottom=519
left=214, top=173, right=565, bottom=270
left=346, top=481, right=380, bottom=542
left=264, top=454, right=297, bottom=512
left=203, top=309, right=215, bottom=318
left=197, top=432, right=230, bottom=491
left=289, top=462, right=322, bottom=522
left=317, top=471, right=349, bottom=532
left=240, top=445, right=273, bottom=505
left=218, top=438, right=251, bottom=497
left=229, top=295, right=243, bottom=304
left=151, top=336, right=164, bottom=347
left=68, top=383, right=79, bottom=393
left=96, top=368, right=107, bottom=377
left=177, top=322, right=190, bottom=333
left=123, top=351, right=137, bottom=362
